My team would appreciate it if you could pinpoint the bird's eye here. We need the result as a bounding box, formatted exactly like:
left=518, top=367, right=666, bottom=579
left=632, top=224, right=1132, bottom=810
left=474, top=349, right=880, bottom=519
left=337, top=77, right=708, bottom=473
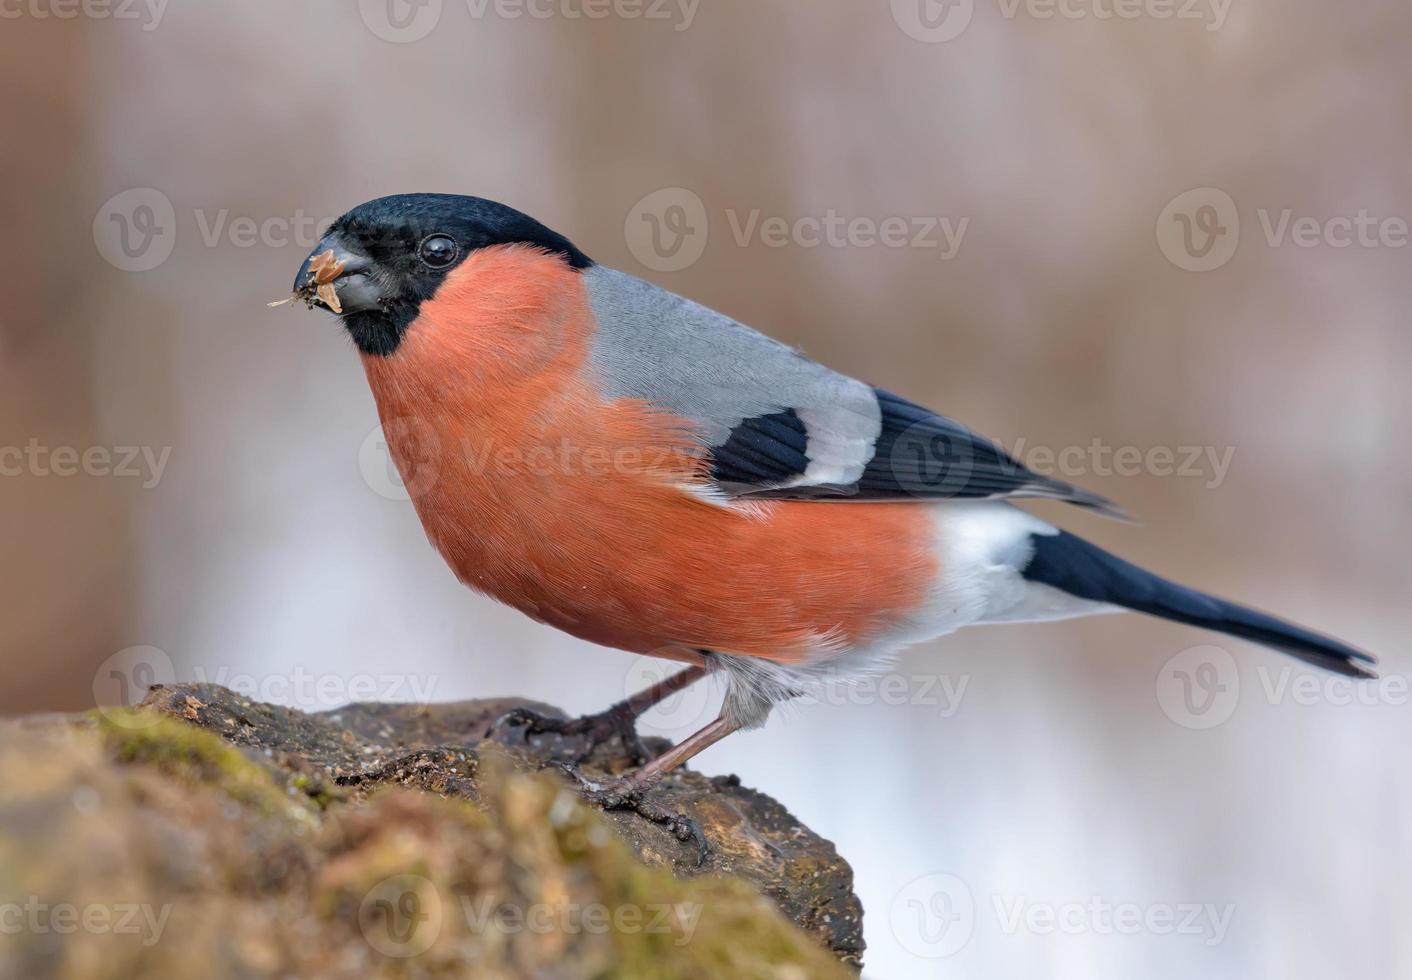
left=418, top=234, right=459, bottom=269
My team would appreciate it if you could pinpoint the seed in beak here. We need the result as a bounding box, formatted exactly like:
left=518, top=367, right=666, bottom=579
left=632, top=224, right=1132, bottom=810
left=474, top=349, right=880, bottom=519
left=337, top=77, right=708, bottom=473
left=268, top=248, right=349, bottom=312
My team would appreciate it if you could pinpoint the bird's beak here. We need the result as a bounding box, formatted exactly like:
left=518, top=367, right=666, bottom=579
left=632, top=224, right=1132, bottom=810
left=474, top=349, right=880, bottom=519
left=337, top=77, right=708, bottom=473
left=291, top=234, right=382, bottom=314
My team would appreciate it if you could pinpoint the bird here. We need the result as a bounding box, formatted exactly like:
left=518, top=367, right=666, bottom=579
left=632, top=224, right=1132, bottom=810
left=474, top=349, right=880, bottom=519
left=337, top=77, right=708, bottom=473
left=285, top=192, right=1375, bottom=829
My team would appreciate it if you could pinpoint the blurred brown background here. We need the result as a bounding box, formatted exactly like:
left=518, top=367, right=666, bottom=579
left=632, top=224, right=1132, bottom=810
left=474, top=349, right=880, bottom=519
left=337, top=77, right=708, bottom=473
left=1, top=1, right=1408, bottom=976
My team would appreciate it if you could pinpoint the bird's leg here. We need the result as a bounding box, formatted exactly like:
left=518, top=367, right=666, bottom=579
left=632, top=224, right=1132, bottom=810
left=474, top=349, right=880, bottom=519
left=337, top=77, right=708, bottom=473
left=605, top=713, right=740, bottom=789
left=493, top=664, right=707, bottom=766
left=562, top=711, right=743, bottom=867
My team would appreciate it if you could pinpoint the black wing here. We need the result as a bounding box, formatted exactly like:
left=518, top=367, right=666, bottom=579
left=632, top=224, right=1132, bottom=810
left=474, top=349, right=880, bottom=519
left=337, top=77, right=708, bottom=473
left=708, top=387, right=1127, bottom=518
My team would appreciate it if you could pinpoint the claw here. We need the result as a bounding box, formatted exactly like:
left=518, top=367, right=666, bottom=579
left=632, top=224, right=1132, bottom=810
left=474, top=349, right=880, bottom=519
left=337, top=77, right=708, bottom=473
left=488, top=704, right=652, bottom=767
left=572, top=772, right=711, bottom=868
left=488, top=703, right=712, bottom=866
left=491, top=706, right=554, bottom=735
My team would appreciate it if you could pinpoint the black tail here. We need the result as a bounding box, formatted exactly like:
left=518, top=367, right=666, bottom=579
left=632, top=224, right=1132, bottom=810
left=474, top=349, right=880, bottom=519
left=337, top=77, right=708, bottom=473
left=1023, top=531, right=1377, bottom=679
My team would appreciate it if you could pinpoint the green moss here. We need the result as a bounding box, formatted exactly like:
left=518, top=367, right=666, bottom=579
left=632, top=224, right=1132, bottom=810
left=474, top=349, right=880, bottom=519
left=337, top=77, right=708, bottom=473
left=96, top=710, right=316, bottom=824
left=291, top=774, right=339, bottom=810
left=77, top=714, right=850, bottom=976
left=600, top=854, right=847, bottom=978
left=493, top=760, right=851, bottom=980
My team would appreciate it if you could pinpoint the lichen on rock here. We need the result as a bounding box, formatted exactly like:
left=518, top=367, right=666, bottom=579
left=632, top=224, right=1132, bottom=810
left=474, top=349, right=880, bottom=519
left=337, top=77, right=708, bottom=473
left=0, top=683, right=864, bottom=978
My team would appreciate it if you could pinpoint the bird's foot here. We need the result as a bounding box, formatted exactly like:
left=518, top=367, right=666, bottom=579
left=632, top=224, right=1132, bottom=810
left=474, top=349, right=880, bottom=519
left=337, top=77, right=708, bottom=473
left=491, top=703, right=653, bottom=767
left=556, top=764, right=711, bottom=868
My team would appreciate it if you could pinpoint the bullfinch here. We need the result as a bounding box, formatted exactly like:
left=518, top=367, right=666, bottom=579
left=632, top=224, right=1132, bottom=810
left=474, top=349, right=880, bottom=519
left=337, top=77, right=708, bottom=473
left=287, top=193, right=1376, bottom=802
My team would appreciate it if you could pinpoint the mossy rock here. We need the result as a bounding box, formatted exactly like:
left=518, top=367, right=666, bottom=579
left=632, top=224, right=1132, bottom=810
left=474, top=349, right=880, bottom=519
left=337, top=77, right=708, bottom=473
left=0, top=684, right=863, bottom=978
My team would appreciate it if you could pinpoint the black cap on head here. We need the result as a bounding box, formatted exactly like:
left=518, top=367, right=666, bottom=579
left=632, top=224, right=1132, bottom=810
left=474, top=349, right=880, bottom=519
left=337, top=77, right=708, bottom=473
left=292, top=194, right=592, bottom=356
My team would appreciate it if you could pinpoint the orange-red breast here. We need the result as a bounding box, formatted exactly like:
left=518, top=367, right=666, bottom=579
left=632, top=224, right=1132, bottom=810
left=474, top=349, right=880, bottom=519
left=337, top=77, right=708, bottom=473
left=289, top=193, right=1376, bottom=778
